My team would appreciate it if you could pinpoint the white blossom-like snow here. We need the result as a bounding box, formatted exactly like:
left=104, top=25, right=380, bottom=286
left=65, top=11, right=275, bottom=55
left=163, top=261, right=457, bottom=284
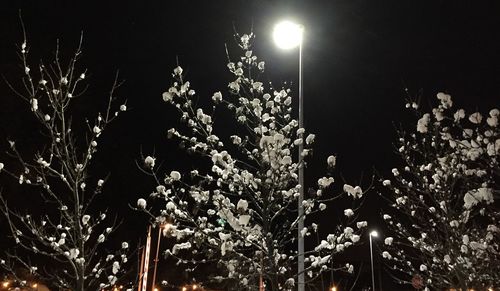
left=236, top=199, right=248, bottom=212
left=346, top=264, right=354, bottom=273
left=417, top=113, right=430, bottom=133
left=344, top=209, right=354, bottom=217
left=469, top=112, right=482, bottom=124
left=170, top=171, right=181, bottom=181
left=238, top=215, right=251, bottom=225
left=327, top=155, right=336, bottom=167
left=436, top=92, right=452, bottom=108
left=356, top=221, right=367, bottom=229
left=318, top=177, right=334, bottom=188
left=343, top=184, right=362, bottom=198
left=463, top=188, right=494, bottom=209
left=69, top=248, right=79, bottom=260
left=162, top=91, right=173, bottom=102
left=82, top=215, right=90, bottom=225
left=173, top=66, right=183, bottom=76
left=212, top=91, right=222, bottom=103
left=144, top=156, right=155, bottom=168
left=305, top=134, right=315, bottom=145
left=137, top=198, right=147, bottom=209
left=166, top=201, right=176, bottom=211
left=30, top=98, right=38, bottom=111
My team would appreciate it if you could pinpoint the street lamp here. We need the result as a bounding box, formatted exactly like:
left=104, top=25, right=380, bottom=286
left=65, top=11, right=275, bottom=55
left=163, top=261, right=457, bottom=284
left=152, top=223, right=172, bottom=291
left=369, top=230, right=378, bottom=291
left=273, top=19, right=305, bottom=291
left=273, top=21, right=303, bottom=50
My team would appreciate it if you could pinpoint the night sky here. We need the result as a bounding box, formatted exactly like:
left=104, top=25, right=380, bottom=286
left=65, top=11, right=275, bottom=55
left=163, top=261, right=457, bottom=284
left=0, top=0, right=499, bottom=289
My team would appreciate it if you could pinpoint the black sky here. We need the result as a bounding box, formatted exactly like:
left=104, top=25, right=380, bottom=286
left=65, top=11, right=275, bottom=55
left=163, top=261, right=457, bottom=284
left=0, top=0, right=499, bottom=289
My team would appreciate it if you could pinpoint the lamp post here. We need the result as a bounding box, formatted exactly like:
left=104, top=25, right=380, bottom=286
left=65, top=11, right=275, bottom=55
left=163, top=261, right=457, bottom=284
left=139, top=226, right=152, bottom=291
left=369, top=231, right=378, bottom=291
left=152, top=223, right=172, bottom=291
left=273, top=20, right=304, bottom=291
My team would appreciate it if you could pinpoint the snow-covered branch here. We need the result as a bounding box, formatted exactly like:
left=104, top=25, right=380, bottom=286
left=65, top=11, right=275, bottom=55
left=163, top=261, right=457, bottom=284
left=380, top=92, right=499, bottom=290
left=0, top=28, right=131, bottom=291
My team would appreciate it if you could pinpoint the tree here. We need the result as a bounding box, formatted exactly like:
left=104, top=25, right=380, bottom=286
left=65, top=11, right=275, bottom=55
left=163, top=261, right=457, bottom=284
left=138, top=32, right=366, bottom=290
left=380, top=92, right=500, bottom=290
left=0, top=26, right=131, bottom=290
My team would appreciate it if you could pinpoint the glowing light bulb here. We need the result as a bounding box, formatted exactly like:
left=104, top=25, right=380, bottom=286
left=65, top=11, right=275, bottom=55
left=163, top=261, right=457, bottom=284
left=273, top=20, right=303, bottom=50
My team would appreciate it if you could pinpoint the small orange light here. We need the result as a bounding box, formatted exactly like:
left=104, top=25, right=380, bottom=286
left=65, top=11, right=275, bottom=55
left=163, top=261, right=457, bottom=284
left=192, top=284, right=198, bottom=290
left=2, top=281, right=9, bottom=288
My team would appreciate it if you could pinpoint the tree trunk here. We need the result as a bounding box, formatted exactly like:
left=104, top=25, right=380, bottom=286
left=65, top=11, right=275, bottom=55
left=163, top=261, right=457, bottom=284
left=456, top=270, right=468, bottom=291
left=76, top=264, right=85, bottom=291
left=76, top=278, right=84, bottom=291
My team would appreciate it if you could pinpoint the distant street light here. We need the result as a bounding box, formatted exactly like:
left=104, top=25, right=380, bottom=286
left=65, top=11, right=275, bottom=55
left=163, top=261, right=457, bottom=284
left=273, top=19, right=305, bottom=291
left=369, top=231, right=379, bottom=291
left=330, top=286, right=338, bottom=291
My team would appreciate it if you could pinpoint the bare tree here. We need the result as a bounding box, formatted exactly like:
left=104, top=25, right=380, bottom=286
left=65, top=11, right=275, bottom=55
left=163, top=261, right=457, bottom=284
left=380, top=92, right=499, bottom=290
left=0, top=23, right=131, bottom=291
left=137, top=32, right=367, bottom=290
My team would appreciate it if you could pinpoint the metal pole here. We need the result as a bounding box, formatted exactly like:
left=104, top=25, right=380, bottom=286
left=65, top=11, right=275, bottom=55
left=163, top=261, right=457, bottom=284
left=138, top=245, right=145, bottom=291
left=370, top=235, right=376, bottom=291
left=142, top=226, right=152, bottom=291
left=151, top=225, right=162, bottom=291
left=297, top=40, right=305, bottom=291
